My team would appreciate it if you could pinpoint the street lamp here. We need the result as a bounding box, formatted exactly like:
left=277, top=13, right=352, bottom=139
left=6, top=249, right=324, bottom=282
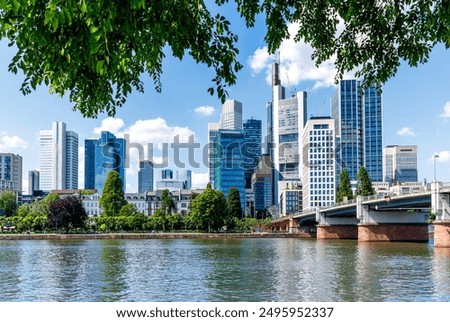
left=434, top=154, right=439, bottom=182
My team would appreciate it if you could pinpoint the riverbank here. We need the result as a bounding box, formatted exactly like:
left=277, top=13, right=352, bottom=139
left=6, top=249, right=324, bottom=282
left=0, top=232, right=315, bottom=240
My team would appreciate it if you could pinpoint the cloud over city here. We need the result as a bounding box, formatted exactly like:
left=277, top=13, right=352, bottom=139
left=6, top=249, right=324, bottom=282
left=248, top=22, right=352, bottom=91
left=194, top=105, right=215, bottom=116
left=93, top=117, right=125, bottom=134
left=0, top=135, right=28, bottom=152
left=397, top=127, right=416, bottom=137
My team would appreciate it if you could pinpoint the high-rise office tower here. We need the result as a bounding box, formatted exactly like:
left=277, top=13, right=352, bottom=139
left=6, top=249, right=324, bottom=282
left=39, top=122, right=78, bottom=191
left=84, top=131, right=126, bottom=193
left=28, top=170, right=39, bottom=195
left=243, top=118, right=262, bottom=189
left=331, top=80, right=382, bottom=183
left=138, top=160, right=154, bottom=193
left=268, top=63, right=307, bottom=205
left=302, top=117, right=336, bottom=209
left=220, top=99, right=243, bottom=130
left=0, top=153, right=22, bottom=192
left=208, top=123, right=220, bottom=189
left=214, top=129, right=246, bottom=211
left=383, top=145, right=418, bottom=184
left=252, top=154, right=273, bottom=212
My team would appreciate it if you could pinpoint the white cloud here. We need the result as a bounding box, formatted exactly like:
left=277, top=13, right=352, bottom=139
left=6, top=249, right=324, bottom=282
left=0, top=135, right=28, bottom=152
left=122, top=118, right=194, bottom=148
left=191, top=171, right=209, bottom=189
left=194, top=105, right=215, bottom=116
left=248, top=22, right=352, bottom=90
left=249, top=47, right=272, bottom=74
left=439, top=101, right=450, bottom=118
left=397, top=127, right=416, bottom=137
left=94, top=117, right=125, bottom=134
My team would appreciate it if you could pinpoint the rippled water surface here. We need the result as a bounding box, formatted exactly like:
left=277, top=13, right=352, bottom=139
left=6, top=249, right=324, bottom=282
left=0, top=238, right=449, bottom=301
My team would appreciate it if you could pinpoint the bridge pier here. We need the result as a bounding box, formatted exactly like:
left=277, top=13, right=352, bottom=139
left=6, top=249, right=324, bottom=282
left=316, top=208, right=358, bottom=239
left=317, top=225, right=358, bottom=239
left=431, top=182, right=450, bottom=247
left=357, top=196, right=429, bottom=242
left=358, top=223, right=428, bottom=242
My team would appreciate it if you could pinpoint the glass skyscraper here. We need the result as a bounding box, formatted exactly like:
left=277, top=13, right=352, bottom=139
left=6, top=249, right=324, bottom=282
left=208, top=123, right=220, bottom=188
left=138, top=160, right=154, bottom=193
left=84, top=131, right=126, bottom=193
left=331, top=80, right=382, bottom=183
left=214, top=129, right=246, bottom=211
left=243, top=118, right=262, bottom=189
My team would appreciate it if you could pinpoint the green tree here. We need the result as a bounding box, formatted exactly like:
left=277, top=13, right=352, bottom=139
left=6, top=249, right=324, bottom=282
left=1, top=1, right=448, bottom=117
left=161, top=189, right=176, bottom=215
left=48, top=196, right=87, bottom=231
left=227, top=187, right=242, bottom=221
left=0, top=191, right=17, bottom=217
left=99, top=171, right=127, bottom=216
left=118, top=204, right=139, bottom=217
left=190, top=186, right=227, bottom=232
left=357, top=166, right=375, bottom=197
left=148, top=209, right=167, bottom=231
left=336, top=169, right=353, bottom=203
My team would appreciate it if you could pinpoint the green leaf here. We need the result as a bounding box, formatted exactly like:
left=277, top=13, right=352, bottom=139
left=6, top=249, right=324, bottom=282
left=80, top=0, right=87, bottom=14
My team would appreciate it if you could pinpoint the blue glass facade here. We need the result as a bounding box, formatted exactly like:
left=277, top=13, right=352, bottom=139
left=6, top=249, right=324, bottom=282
left=214, top=129, right=246, bottom=211
left=252, top=174, right=272, bottom=211
left=138, top=160, right=154, bottom=193
left=243, top=118, right=262, bottom=189
left=84, top=131, right=126, bottom=193
left=332, top=80, right=382, bottom=183
left=363, top=86, right=383, bottom=182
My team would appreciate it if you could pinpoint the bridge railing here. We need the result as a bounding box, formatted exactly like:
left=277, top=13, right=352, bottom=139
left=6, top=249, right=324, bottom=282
left=297, top=189, right=435, bottom=218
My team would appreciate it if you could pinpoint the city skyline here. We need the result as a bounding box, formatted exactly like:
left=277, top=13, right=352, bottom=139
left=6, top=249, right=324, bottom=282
left=1, top=8, right=449, bottom=193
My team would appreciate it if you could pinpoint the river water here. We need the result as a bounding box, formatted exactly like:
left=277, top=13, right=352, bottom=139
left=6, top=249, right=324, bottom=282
left=0, top=238, right=449, bottom=302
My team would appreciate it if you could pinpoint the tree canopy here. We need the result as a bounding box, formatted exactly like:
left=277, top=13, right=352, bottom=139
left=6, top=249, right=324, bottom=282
left=190, top=186, right=227, bottom=231
left=99, top=170, right=127, bottom=216
left=0, top=191, right=17, bottom=217
left=357, top=166, right=375, bottom=197
left=227, top=187, right=242, bottom=219
left=48, top=195, right=87, bottom=231
left=1, top=1, right=448, bottom=117
left=336, top=169, right=353, bottom=203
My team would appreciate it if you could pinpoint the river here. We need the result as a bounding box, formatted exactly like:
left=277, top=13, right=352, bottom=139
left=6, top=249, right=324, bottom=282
left=0, top=238, right=449, bottom=301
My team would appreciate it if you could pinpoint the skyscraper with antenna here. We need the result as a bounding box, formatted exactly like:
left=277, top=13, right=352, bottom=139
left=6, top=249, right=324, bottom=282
left=267, top=62, right=307, bottom=207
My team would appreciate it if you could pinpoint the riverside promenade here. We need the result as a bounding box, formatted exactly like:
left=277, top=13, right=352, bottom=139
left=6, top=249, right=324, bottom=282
left=0, top=232, right=314, bottom=240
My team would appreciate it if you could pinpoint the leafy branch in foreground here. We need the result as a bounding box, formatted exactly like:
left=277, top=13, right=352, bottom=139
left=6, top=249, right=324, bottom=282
left=1, top=0, right=448, bottom=117
left=0, top=0, right=242, bottom=117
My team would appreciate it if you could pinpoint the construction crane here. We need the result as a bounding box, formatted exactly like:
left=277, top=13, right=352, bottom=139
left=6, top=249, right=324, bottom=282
left=285, top=71, right=297, bottom=97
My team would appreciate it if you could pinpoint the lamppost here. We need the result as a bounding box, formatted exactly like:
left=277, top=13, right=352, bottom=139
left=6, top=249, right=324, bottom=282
left=434, top=154, right=439, bottom=182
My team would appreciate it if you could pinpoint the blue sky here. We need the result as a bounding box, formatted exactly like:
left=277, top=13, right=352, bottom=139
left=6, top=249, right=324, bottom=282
left=1, top=7, right=449, bottom=193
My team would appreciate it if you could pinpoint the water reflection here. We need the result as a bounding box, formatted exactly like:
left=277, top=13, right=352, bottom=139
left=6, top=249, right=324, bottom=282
left=0, top=238, right=449, bottom=301
left=432, top=247, right=450, bottom=301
